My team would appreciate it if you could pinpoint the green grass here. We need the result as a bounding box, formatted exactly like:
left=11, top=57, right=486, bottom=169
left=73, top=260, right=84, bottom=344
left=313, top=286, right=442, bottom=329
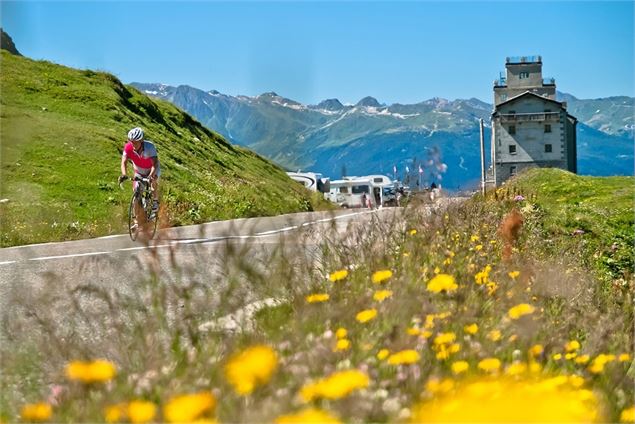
left=0, top=51, right=332, bottom=246
left=1, top=169, right=632, bottom=422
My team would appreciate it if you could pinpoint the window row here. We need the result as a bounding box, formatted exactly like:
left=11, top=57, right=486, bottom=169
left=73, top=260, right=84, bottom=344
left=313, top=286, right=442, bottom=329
left=508, top=144, right=552, bottom=154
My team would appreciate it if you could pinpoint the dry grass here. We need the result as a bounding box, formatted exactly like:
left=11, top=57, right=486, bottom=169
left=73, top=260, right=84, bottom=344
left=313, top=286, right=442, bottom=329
left=1, top=187, right=633, bottom=423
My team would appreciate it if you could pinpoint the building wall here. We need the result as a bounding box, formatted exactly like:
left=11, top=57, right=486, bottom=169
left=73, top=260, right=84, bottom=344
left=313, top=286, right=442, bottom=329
left=493, top=96, right=569, bottom=186
left=506, top=63, right=543, bottom=89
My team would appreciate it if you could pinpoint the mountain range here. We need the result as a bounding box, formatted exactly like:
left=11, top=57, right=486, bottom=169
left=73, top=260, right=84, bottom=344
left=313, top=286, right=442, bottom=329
left=131, top=82, right=634, bottom=190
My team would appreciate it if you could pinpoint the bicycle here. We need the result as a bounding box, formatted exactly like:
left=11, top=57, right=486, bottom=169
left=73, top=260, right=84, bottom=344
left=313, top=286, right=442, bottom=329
left=119, top=175, right=158, bottom=241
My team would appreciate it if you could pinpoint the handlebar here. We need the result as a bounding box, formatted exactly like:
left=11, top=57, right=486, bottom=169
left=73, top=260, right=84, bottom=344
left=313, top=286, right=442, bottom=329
left=118, top=175, right=152, bottom=189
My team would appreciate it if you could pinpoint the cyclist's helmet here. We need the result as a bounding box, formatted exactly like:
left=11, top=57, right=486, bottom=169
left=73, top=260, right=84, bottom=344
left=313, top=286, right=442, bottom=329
left=127, top=127, right=144, bottom=142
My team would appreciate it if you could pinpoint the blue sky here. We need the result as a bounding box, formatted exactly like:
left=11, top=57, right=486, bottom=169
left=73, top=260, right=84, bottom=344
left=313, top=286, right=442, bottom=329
left=2, top=1, right=633, bottom=105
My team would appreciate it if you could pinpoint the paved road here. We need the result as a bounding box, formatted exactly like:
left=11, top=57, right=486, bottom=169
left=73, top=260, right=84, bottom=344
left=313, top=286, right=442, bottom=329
left=0, top=208, right=401, bottom=315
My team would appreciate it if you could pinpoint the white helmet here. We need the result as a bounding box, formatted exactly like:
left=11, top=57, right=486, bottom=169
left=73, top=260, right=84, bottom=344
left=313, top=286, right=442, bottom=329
left=127, top=127, right=144, bottom=142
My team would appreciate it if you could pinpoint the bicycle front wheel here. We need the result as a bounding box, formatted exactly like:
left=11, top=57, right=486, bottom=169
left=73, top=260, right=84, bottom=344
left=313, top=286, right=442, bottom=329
left=128, top=193, right=142, bottom=241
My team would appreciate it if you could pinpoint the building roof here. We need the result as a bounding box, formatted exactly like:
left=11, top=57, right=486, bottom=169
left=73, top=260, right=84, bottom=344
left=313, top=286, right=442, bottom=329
left=495, top=91, right=563, bottom=108
left=492, top=91, right=577, bottom=122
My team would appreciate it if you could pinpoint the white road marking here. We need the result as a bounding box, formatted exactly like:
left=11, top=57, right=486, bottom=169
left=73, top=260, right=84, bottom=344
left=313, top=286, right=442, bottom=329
left=29, top=251, right=111, bottom=261
left=2, top=211, right=373, bottom=263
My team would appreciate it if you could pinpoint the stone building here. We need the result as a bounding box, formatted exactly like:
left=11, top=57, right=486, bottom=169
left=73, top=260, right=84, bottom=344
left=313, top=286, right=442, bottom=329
left=489, top=56, right=577, bottom=186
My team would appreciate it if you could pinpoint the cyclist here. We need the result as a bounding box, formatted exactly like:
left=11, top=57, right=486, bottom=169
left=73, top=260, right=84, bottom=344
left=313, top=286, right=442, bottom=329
left=118, top=127, right=161, bottom=218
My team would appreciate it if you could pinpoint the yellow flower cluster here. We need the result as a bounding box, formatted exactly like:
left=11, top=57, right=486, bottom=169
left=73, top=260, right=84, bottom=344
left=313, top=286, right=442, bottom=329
left=411, top=376, right=601, bottom=422
left=66, top=359, right=117, bottom=383
left=387, top=349, right=420, bottom=365
left=224, top=345, right=278, bottom=395
left=300, top=370, right=370, bottom=402
left=474, top=265, right=492, bottom=285
left=163, top=392, right=216, bottom=423
left=464, top=323, right=478, bottom=335
left=355, top=308, right=377, bottom=323
left=373, top=289, right=393, bottom=302
left=20, top=403, right=52, bottom=422
left=433, top=332, right=460, bottom=360
left=451, top=360, right=469, bottom=374
left=371, top=269, right=393, bottom=284
left=305, top=293, right=329, bottom=303
left=328, top=269, right=349, bottom=282
left=426, top=274, right=458, bottom=293
left=478, top=357, right=502, bottom=372
left=105, top=401, right=157, bottom=423
left=508, top=303, right=535, bottom=320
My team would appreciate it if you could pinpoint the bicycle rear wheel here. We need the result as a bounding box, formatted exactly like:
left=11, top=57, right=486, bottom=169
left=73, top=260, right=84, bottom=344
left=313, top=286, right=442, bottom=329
left=146, top=193, right=158, bottom=240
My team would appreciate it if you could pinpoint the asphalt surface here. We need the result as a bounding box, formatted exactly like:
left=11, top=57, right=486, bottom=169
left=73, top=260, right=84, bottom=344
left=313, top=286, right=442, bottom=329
left=0, top=208, right=401, bottom=316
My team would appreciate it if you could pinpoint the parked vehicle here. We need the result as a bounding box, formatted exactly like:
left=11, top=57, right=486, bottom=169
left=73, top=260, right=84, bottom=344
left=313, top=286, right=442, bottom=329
left=287, top=171, right=330, bottom=193
left=325, top=175, right=394, bottom=208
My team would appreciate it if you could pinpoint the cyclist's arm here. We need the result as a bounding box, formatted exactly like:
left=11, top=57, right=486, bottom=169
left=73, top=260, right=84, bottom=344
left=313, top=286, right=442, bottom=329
left=120, top=154, right=129, bottom=176
left=149, top=156, right=159, bottom=178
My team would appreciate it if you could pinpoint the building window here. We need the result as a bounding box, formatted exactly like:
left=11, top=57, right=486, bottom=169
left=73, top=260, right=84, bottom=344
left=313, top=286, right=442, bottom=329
left=545, top=144, right=552, bottom=153
left=545, top=124, right=551, bottom=133
left=519, top=72, right=529, bottom=79
left=510, top=166, right=517, bottom=176
left=500, top=94, right=507, bottom=101
left=509, top=145, right=517, bottom=155
left=509, top=125, right=516, bottom=135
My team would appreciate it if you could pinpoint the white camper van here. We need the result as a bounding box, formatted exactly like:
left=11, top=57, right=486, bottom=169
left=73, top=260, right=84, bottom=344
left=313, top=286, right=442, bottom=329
left=326, top=175, right=393, bottom=208
left=287, top=172, right=330, bottom=193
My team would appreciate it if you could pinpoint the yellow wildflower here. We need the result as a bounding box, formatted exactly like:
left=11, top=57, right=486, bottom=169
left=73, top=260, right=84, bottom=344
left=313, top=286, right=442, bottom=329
left=300, top=370, right=370, bottom=402
left=443, top=257, right=452, bottom=265
left=505, top=362, right=527, bottom=376
left=449, top=343, right=461, bottom=353
left=163, top=392, right=216, bottom=423
left=355, top=308, right=377, bottom=323
left=409, top=229, right=417, bottom=236
left=411, top=376, right=602, bottom=422
left=620, top=407, right=635, bottom=423
left=478, top=358, right=501, bottom=372
left=618, top=353, right=631, bottom=362
left=407, top=327, right=421, bottom=336
left=529, top=344, right=544, bottom=357
left=434, top=332, right=456, bottom=346
left=508, top=334, right=518, bottom=342
left=508, top=303, right=535, bottom=320
left=335, top=328, right=347, bottom=339
left=373, top=290, right=393, bottom=302
left=486, top=281, right=499, bottom=296
left=474, top=271, right=489, bottom=285
left=421, top=330, right=433, bottom=338
left=371, top=269, right=393, bottom=284
left=225, top=345, right=278, bottom=395
left=470, top=235, right=480, bottom=242
left=276, top=408, right=341, bottom=424
left=451, top=361, right=469, bottom=374
left=20, top=403, right=52, bottom=422
left=328, top=269, right=349, bottom=282
left=306, top=293, right=329, bottom=303
left=65, top=359, right=116, bottom=383
left=427, top=274, right=458, bottom=293
left=575, top=355, right=590, bottom=364
left=565, top=340, right=581, bottom=352
left=508, top=271, right=520, bottom=279
left=565, top=352, right=578, bottom=360
left=334, top=339, right=351, bottom=352
left=127, top=401, right=156, bottom=424
left=474, top=244, right=483, bottom=251
left=105, top=404, right=126, bottom=423
left=464, top=323, right=478, bottom=335
left=426, top=377, right=454, bottom=394
left=377, top=349, right=390, bottom=360
left=588, top=354, right=616, bottom=374
left=434, top=266, right=441, bottom=274
left=553, top=353, right=562, bottom=360
left=387, top=349, right=420, bottom=365
left=487, top=330, right=502, bottom=341
left=568, top=375, right=586, bottom=388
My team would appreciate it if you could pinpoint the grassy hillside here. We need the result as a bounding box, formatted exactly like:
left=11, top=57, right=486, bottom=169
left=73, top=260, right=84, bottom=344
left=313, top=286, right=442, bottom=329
left=0, top=51, right=329, bottom=246
left=2, top=169, right=633, bottom=422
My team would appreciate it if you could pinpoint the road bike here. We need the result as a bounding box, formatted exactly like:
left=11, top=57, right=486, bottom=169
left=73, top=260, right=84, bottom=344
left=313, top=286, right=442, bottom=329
left=119, top=175, right=158, bottom=241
